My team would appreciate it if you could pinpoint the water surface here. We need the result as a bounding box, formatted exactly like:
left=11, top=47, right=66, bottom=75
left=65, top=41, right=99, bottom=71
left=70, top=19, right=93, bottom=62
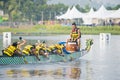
left=0, top=35, right=120, bottom=80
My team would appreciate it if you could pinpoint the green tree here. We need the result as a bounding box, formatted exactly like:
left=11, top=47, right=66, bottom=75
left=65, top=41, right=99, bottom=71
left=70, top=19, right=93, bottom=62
left=113, top=4, right=120, bottom=10
left=0, top=0, right=68, bottom=21
left=76, top=4, right=86, bottom=12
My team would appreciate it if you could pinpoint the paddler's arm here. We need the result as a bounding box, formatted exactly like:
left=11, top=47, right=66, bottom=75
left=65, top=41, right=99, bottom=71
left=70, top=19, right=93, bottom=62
left=18, top=37, right=26, bottom=49
left=33, top=49, right=40, bottom=61
left=70, top=32, right=72, bottom=38
left=34, top=53, right=40, bottom=61
left=19, top=39, right=26, bottom=47
left=75, top=29, right=81, bottom=40
left=20, top=39, right=26, bottom=45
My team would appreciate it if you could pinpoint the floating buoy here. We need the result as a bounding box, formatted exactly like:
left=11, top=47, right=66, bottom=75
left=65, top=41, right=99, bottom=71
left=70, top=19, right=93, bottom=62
left=3, top=32, right=11, bottom=49
left=100, top=33, right=111, bottom=41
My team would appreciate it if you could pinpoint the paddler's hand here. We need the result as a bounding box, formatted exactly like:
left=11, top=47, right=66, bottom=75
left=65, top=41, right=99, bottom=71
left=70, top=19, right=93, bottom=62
left=71, top=38, right=74, bottom=41
left=74, top=38, right=77, bottom=42
left=38, top=58, right=40, bottom=61
left=19, top=37, right=22, bottom=40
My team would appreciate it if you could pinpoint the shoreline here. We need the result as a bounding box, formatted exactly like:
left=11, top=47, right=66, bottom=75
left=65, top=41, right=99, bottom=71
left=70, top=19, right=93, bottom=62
left=0, top=24, right=120, bottom=35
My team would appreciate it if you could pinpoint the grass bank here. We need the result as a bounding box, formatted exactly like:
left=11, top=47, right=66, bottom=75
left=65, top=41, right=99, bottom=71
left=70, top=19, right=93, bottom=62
left=0, top=24, right=120, bottom=35
left=80, top=26, right=120, bottom=35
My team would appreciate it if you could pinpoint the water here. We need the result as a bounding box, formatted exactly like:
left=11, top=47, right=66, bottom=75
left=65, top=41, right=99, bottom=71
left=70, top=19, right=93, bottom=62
left=0, top=35, right=120, bottom=80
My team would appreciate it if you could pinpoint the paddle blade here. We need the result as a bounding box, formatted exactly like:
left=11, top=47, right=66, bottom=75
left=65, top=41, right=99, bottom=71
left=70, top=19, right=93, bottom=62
left=24, top=58, right=28, bottom=64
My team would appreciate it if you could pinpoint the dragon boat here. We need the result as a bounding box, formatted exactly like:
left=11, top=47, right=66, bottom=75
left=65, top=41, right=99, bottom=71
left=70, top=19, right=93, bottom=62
left=0, top=39, right=93, bottom=65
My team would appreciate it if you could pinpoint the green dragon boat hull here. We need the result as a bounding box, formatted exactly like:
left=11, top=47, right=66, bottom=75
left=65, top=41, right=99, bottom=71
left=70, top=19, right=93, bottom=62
left=0, top=39, right=93, bottom=65
left=0, top=51, right=84, bottom=65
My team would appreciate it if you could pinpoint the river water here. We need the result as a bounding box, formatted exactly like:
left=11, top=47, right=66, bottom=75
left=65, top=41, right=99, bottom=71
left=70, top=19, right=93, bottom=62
left=0, top=34, right=120, bottom=80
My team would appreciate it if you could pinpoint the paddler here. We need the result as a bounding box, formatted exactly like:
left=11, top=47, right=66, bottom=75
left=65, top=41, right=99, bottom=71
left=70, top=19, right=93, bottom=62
left=2, top=42, right=23, bottom=57
left=47, top=43, right=65, bottom=56
left=35, top=41, right=49, bottom=58
left=22, top=45, right=40, bottom=61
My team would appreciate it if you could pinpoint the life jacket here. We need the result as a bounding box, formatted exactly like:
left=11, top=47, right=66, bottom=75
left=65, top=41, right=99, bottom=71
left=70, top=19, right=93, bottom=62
left=55, top=44, right=64, bottom=49
left=40, top=43, right=46, bottom=48
left=36, top=45, right=43, bottom=54
left=3, top=45, right=17, bottom=56
left=49, top=45, right=55, bottom=50
left=71, top=28, right=80, bottom=39
left=38, top=43, right=47, bottom=51
left=55, top=44, right=64, bottom=54
left=22, top=45, right=33, bottom=55
left=36, top=44, right=50, bottom=54
left=45, top=45, right=56, bottom=53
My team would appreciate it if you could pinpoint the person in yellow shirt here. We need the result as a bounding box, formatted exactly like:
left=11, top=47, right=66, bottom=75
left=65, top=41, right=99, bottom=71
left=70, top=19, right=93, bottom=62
left=35, top=42, right=49, bottom=58
left=47, top=44, right=64, bottom=56
left=2, top=42, right=23, bottom=57
left=67, top=22, right=81, bottom=48
left=22, top=45, right=40, bottom=61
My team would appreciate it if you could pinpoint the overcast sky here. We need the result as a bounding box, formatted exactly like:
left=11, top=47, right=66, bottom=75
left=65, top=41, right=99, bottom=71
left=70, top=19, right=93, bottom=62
left=47, top=0, right=120, bottom=8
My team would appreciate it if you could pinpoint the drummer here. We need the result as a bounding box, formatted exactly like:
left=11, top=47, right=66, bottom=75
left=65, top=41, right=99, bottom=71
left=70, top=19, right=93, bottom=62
left=67, top=22, right=81, bottom=48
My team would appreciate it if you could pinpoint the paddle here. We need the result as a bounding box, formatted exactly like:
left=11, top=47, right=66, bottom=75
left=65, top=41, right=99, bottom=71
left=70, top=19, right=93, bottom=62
left=57, top=42, right=72, bottom=62
left=20, top=52, right=28, bottom=64
left=23, top=56, right=28, bottom=64
left=14, top=48, right=28, bottom=64
left=62, top=56, right=66, bottom=62
left=34, top=53, right=40, bottom=61
left=42, top=41, right=49, bottom=58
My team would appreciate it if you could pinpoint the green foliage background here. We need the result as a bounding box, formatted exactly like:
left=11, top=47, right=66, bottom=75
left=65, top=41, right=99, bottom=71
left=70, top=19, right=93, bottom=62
left=0, top=0, right=120, bottom=22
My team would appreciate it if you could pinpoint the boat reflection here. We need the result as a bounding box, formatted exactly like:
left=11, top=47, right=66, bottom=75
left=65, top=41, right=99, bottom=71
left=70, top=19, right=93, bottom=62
left=6, top=66, right=81, bottom=79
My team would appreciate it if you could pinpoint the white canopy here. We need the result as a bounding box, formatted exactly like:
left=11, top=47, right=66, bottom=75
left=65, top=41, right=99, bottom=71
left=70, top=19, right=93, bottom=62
left=83, top=8, right=95, bottom=18
left=66, top=6, right=85, bottom=19
left=83, top=8, right=95, bottom=25
left=56, top=7, right=71, bottom=19
left=56, top=5, right=120, bottom=20
left=56, top=6, right=85, bottom=19
left=107, top=8, right=120, bottom=18
left=89, top=5, right=112, bottom=19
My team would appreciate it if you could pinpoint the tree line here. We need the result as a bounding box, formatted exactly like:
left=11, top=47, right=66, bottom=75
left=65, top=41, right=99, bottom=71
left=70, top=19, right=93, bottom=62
left=0, top=0, right=119, bottom=22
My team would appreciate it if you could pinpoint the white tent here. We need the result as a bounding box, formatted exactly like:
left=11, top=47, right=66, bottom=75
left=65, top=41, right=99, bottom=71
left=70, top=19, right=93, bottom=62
left=90, top=5, right=112, bottom=19
left=66, top=6, right=85, bottom=19
left=107, top=8, right=120, bottom=18
left=56, top=7, right=71, bottom=19
left=56, top=6, right=85, bottom=19
left=85, top=8, right=94, bottom=16
left=83, top=8, right=95, bottom=25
